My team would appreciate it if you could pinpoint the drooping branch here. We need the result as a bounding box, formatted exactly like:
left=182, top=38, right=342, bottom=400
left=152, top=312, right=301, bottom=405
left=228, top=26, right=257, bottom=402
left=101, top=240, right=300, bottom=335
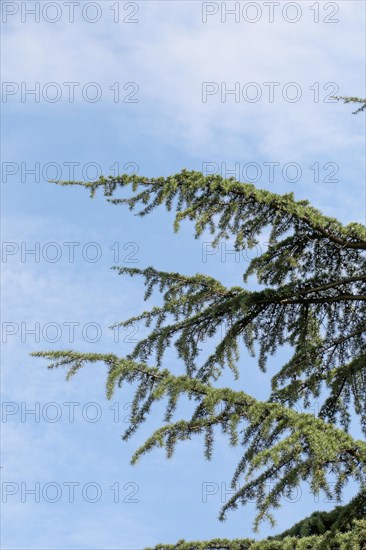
left=53, top=171, right=366, bottom=251
left=31, top=350, right=366, bottom=529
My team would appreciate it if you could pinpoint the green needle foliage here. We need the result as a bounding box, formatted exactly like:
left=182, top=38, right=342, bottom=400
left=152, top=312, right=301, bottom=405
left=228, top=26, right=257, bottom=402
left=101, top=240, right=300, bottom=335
left=32, top=98, right=366, bottom=548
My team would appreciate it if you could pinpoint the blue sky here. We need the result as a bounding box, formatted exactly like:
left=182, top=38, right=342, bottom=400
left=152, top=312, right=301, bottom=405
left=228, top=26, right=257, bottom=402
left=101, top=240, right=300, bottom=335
left=1, top=1, right=366, bottom=548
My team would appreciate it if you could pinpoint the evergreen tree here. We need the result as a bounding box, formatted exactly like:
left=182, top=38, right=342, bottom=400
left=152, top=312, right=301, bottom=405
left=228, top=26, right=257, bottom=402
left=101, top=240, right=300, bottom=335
left=32, top=98, right=366, bottom=548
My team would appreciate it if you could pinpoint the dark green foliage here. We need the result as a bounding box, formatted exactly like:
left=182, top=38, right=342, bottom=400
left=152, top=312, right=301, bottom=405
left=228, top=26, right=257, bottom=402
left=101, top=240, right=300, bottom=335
left=146, top=491, right=366, bottom=549
left=33, top=99, right=366, bottom=547
left=144, top=519, right=366, bottom=549
left=149, top=543, right=242, bottom=550
left=269, top=489, right=366, bottom=539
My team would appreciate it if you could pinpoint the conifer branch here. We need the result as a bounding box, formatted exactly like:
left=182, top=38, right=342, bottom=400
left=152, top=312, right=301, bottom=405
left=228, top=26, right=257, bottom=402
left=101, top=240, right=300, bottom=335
left=31, top=350, right=366, bottom=529
left=37, top=100, right=366, bottom=544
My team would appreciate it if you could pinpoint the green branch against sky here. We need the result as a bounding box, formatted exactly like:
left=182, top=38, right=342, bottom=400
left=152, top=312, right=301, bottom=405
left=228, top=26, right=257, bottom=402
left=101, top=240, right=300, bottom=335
left=33, top=98, right=366, bottom=548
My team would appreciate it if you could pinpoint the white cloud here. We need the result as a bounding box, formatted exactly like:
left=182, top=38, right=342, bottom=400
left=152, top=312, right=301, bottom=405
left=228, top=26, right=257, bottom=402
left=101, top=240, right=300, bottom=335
left=3, top=1, right=365, bottom=160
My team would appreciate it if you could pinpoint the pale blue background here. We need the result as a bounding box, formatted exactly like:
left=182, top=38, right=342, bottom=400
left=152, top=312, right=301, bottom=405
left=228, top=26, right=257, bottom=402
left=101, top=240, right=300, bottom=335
left=1, top=1, right=365, bottom=548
